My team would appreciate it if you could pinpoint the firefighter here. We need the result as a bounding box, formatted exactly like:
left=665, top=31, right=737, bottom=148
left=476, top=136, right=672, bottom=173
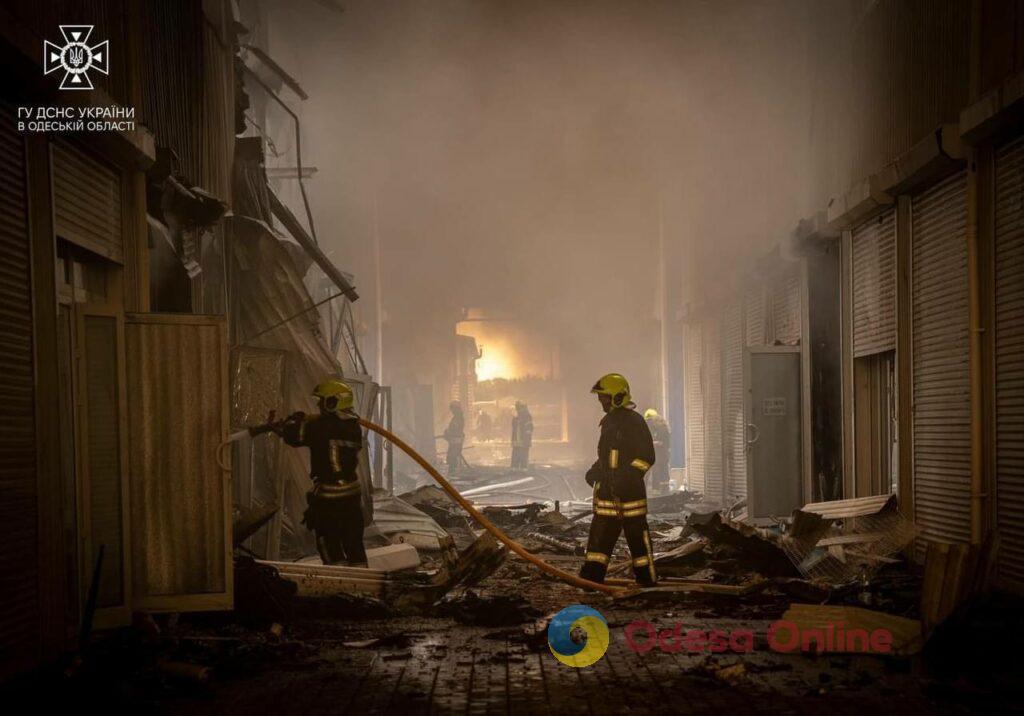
left=644, top=408, right=671, bottom=495
left=510, top=400, right=534, bottom=471
left=443, top=400, right=466, bottom=473
left=580, top=373, right=658, bottom=587
left=276, top=379, right=367, bottom=567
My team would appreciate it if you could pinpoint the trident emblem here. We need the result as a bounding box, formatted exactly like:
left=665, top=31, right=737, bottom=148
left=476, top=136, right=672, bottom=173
left=43, top=25, right=109, bottom=90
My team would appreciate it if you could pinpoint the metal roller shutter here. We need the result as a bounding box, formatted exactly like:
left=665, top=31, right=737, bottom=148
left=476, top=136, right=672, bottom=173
left=745, top=284, right=766, bottom=347
left=772, top=266, right=802, bottom=346
left=0, top=108, right=39, bottom=678
left=911, top=170, right=970, bottom=554
left=684, top=323, right=705, bottom=494
left=852, top=209, right=897, bottom=356
left=52, top=140, right=123, bottom=262
left=703, top=319, right=724, bottom=503
left=721, top=303, right=746, bottom=502
left=994, top=135, right=1024, bottom=592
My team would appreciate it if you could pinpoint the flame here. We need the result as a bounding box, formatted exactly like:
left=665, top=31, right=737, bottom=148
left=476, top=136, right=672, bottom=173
left=476, top=345, right=514, bottom=381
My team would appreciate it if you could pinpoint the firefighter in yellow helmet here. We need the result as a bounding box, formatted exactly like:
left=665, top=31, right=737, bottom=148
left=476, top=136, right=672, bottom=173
left=273, top=379, right=367, bottom=566
left=581, top=373, right=658, bottom=587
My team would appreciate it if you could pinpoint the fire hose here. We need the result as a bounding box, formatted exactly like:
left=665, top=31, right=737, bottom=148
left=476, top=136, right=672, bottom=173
left=219, top=418, right=627, bottom=595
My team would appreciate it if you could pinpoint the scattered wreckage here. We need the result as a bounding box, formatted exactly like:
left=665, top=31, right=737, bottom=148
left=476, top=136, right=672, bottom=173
left=233, top=458, right=996, bottom=662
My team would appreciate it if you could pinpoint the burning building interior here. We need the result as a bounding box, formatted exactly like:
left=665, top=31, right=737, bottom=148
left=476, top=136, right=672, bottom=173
left=2, top=0, right=1024, bottom=713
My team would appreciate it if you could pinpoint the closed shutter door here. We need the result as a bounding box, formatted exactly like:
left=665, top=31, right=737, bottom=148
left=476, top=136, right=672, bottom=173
left=684, top=323, right=705, bottom=493
left=703, top=319, right=724, bottom=503
left=0, top=108, right=39, bottom=677
left=994, top=135, right=1024, bottom=592
left=127, top=314, right=231, bottom=611
left=721, top=303, right=746, bottom=501
left=853, top=209, right=897, bottom=356
left=911, top=171, right=970, bottom=555
left=52, top=140, right=123, bottom=262
left=745, top=285, right=766, bottom=347
left=772, top=266, right=802, bottom=345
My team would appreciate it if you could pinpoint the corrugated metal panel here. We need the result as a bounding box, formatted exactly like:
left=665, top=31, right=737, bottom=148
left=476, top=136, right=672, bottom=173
left=994, top=135, right=1024, bottom=592
left=0, top=107, right=39, bottom=678
left=703, top=319, right=724, bottom=504
left=808, top=0, right=970, bottom=207
left=137, top=0, right=204, bottom=182
left=911, top=171, right=970, bottom=555
left=82, top=316, right=125, bottom=608
left=201, top=0, right=235, bottom=204
left=52, top=141, right=123, bottom=262
left=721, top=303, right=746, bottom=502
left=744, top=284, right=766, bottom=347
left=772, top=266, right=802, bottom=346
left=852, top=209, right=897, bottom=356
left=127, top=314, right=231, bottom=609
left=684, top=323, right=705, bottom=494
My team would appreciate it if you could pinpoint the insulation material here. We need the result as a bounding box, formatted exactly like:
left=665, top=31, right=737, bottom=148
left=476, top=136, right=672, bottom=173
left=126, top=314, right=231, bottom=610
left=230, top=346, right=287, bottom=430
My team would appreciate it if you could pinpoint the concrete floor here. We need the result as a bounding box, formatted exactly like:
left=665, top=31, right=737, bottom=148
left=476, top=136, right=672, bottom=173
left=138, top=555, right=991, bottom=715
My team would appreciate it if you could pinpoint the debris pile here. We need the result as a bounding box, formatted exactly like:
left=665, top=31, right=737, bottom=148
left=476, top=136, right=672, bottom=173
left=779, top=495, right=917, bottom=584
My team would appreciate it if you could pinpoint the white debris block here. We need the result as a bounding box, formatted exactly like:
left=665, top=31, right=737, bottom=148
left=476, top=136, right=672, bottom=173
left=366, top=543, right=420, bottom=572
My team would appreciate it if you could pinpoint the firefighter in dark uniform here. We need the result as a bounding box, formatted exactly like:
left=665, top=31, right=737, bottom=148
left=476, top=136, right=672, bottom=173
left=644, top=408, right=671, bottom=495
left=277, top=379, right=367, bottom=566
left=510, top=400, right=533, bottom=471
left=443, top=400, right=466, bottom=473
left=580, top=373, right=658, bottom=587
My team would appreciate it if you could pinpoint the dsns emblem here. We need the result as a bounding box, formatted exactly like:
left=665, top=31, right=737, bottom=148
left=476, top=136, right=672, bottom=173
left=547, top=605, right=609, bottom=668
left=44, top=25, right=109, bottom=90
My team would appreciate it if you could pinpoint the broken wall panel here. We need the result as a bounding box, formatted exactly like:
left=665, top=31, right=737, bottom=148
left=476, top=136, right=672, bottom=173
left=126, top=313, right=231, bottom=610
left=229, top=224, right=373, bottom=557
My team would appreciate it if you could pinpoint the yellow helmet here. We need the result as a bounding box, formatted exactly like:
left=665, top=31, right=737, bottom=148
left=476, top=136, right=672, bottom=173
left=591, top=373, right=632, bottom=408
left=312, top=379, right=355, bottom=415
left=644, top=408, right=659, bottom=420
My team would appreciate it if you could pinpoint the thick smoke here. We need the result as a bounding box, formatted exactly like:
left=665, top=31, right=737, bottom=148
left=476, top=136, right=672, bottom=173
left=257, top=0, right=848, bottom=453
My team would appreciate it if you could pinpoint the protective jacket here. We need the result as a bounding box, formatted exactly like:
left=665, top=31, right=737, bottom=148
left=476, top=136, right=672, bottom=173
left=511, top=410, right=534, bottom=448
left=282, top=412, right=363, bottom=499
left=585, top=406, right=656, bottom=510
left=581, top=405, right=657, bottom=586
